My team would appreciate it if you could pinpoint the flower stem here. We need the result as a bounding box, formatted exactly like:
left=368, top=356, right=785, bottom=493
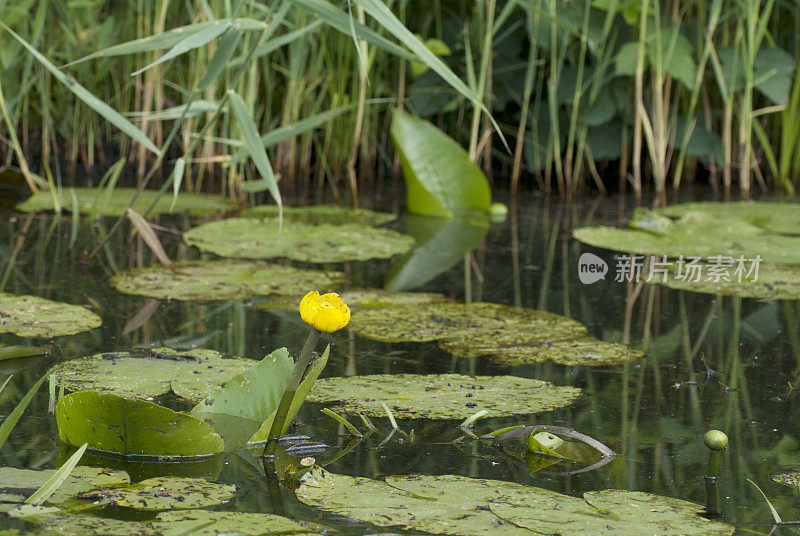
left=263, top=327, right=321, bottom=457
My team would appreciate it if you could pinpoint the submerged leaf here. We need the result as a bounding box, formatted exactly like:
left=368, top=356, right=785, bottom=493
left=17, top=187, right=225, bottom=217
left=307, top=373, right=581, bottom=420
left=297, top=470, right=734, bottom=536
left=50, top=347, right=256, bottom=402
left=391, top=110, right=490, bottom=217
left=184, top=218, right=414, bottom=262
left=111, top=260, right=346, bottom=302
left=56, top=392, right=224, bottom=456
left=0, top=293, right=101, bottom=337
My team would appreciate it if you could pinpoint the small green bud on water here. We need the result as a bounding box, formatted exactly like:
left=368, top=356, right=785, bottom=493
left=704, top=430, right=728, bottom=451
left=489, top=203, right=508, bottom=222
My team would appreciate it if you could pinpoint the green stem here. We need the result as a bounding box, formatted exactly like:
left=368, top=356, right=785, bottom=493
left=263, top=327, right=321, bottom=456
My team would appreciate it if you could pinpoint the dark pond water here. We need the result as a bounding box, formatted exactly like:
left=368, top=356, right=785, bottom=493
left=1, top=191, right=798, bottom=534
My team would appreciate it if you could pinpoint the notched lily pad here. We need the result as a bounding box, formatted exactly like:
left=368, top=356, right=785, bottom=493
left=657, top=262, right=800, bottom=300
left=153, top=509, right=318, bottom=535
left=56, top=392, right=224, bottom=457
left=658, top=201, right=800, bottom=236
left=16, top=187, right=225, bottom=217
left=574, top=213, right=800, bottom=265
left=50, top=347, right=255, bottom=402
left=184, top=218, right=415, bottom=263
left=78, top=477, right=235, bottom=510
left=306, top=373, right=581, bottom=419
left=0, top=293, right=101, bottom=337
left=296, top=469, right=734, bottom=536
left=111, top=260, right=346, bottom=302
left=350, top=301, right=642, bottom=366
left=241, top=204, right=395, bottom=226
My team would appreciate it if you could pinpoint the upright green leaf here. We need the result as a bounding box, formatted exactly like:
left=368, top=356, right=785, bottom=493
left=132, top=22, right=232, bottom=76
left=0, top=374, right=47, bottom=450
left=391, top=110, right=490, bottom=217
left=249, top=345, right=330, bottom=442
left=0, top=23, right=159, bottom=155
left=227, top=90, right=281, bottom=211
left=198, top=27, right=242, bottom=90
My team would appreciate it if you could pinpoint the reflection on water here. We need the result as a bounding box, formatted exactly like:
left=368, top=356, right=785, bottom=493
left=1, top=193, right=799, bottom=534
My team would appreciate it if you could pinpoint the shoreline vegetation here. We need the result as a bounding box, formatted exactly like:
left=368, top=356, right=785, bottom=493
left=0, top=0, right=798, bottom=208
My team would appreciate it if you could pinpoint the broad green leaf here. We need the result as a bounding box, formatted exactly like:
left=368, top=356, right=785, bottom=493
left=227, top=90, right=281, bottom=209
left=0, top=23, right=158, bottom=155
left=385, top=214, right=489, bottom=291
left=391, top=110, right=491, bottom=217
left=132, top=22, right=232, bottom=76
left=25, top=444, right=88, bottom=506
left=526, top=431, right=564, bottom=458
left=184, top=218, right=414, bottom=262
left=307, top=372, right=581, bottom=420
left=249, top=345, right=330, bottom=441
left=0, top=374, right=47, bottom=450
left=192, top=348, right=295, bottom=448
left=241, top=204, right=395, bottom=226
left=77, top=477, right=235, bottom=510
left=111, top=260, right=346, bottom=302
left=56, top=391, right=224, bottom=456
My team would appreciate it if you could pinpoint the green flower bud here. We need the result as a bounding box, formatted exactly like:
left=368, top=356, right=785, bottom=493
left=704, top=430, right=728, bottom=451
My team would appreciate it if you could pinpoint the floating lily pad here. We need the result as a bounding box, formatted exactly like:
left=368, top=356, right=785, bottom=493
left=241, top=204, right=395, bottom=226
left=657, top=262, right=800, bottom=299
left=658, top=201, right=800, bottom=235
left=340, top=288, right=450, bottom=308
left=50, top=347, right=256, bottom=402
left=12, top=510, right=157, bottom=536
left=773, top=472, right=800, bottom=486
left=153, top=509, right=317, bottom=535
left=306, top=373, right=581, bottom=419
left=297, top=469, right=734, bottom=536
left=111, top=260, right=346, bottom=302
left=349, top=301, right=642, bottom=366
left=184, top=218, right=415, bottom=263
left=56, top=392, right=224, bottom=457
left=78, top=477, right=235, bottom=510
left=573, top=213, right=800, bottom=265
left=16, top=187, right=225, bottom=217
left=0, top=293, right=101, bottom=337
left=0, top=466, right=129, bottom=506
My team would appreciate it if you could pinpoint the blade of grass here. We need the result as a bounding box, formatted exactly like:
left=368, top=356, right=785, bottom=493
left=25, top=444, right=88, bottom=505
left=126, top=208, right=177, bottom=272
left=132, top=22, right=233, bottom=76
left=321, top=408, right=363, bottom=437
left=0, top=373, right=47, bottom=450
left=0, top=22, right=159, bottom=155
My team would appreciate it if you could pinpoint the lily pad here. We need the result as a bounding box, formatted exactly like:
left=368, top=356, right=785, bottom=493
left=297, top=469, right=734, bottom=536
left=340, top=288, right=450, bottom=308
left=0, top=293, right=101, bottom=337
left=50, top=347, right=256, bottom=402
left=12, top=511, right=157, bottom=536
left=658, top=201, right=800, bottom=236
left=772, top=473, right=800, bottom=486
left=657, top=262, right=800, bottom=299
left=184, top=218, right=415, bottom=263
left=241, top=204, right=395, bottom=226
left=573, top=213, right=800, bottom=265
left=153, top=509, right=318, bottom=535
left=111, top=260, right=346, bottom=302
left=56, top=392, right=224, bottom=457
left=16, top=187, right=225, bottom=217
left=77, top=477, right=235, bottom=510
left=0, top=466, right=129, bottom=506
left=306, top=373, right=581, bottom=419
left=350, top=301, right=642, bottom=366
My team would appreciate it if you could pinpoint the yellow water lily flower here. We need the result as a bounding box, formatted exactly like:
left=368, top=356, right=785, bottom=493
left=299, top=291, right=350, bottom=332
